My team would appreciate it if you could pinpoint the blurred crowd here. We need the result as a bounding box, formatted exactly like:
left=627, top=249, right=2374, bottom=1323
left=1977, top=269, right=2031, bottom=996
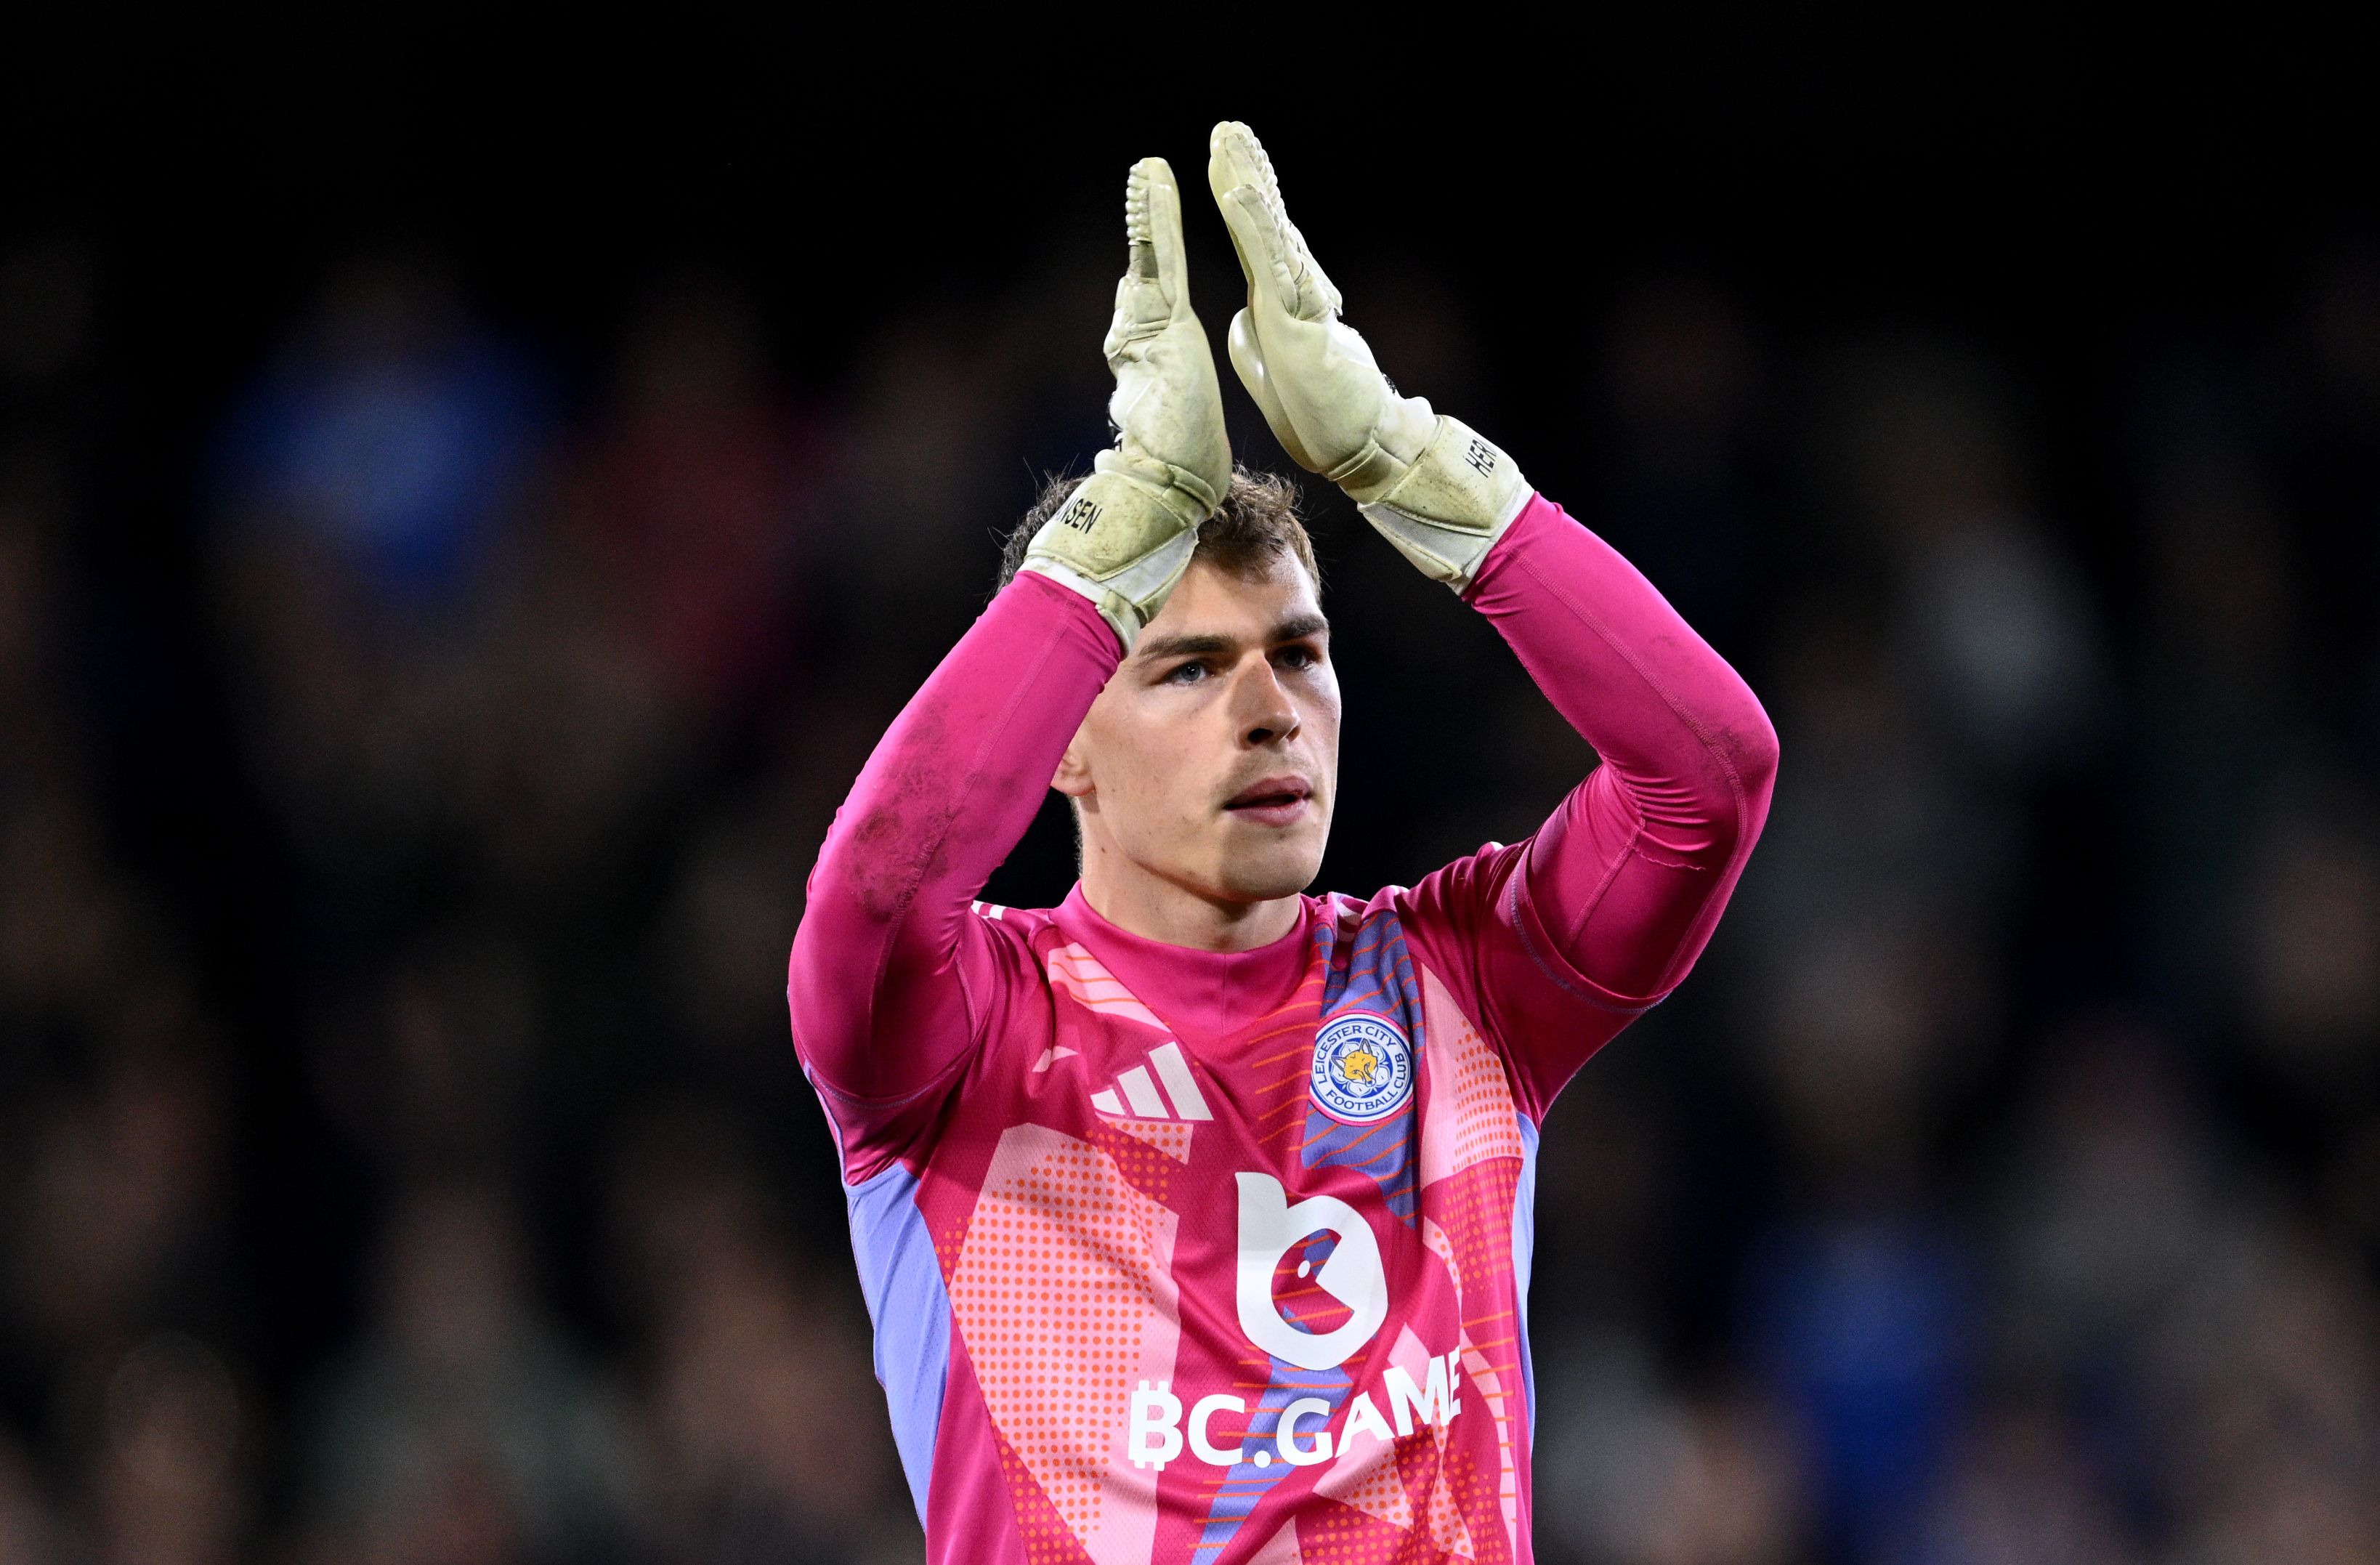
left=0, top=213, right=2376, bottom=1564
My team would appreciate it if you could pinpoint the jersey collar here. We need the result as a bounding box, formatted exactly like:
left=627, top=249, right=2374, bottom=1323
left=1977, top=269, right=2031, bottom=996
left=1053, top=883, right=1319, bottom=1045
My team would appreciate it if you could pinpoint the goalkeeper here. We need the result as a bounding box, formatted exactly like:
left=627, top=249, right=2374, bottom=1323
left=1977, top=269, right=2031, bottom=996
left=788, top=125, right=1776, bottom=1564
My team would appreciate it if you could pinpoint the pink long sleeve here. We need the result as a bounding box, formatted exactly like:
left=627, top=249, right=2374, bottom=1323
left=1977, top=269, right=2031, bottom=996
left=788, top=572, right=1120, bottom=1114
left=1401, top=494, right=1778, bottom=1117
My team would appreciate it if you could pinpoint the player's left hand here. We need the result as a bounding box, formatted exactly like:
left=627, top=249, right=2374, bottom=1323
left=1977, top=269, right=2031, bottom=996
left=1209, top=121, right=1531, bottom=592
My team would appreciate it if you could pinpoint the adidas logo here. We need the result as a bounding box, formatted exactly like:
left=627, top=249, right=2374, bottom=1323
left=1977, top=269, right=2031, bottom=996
left=1037, top=942, right=1213, bottom=1124
left=1089, top=1041, right=1212, bottom=1123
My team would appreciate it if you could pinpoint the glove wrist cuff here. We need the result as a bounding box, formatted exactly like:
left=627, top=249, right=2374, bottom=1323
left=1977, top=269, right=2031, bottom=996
left=1356, top=416, right=1531, bottom=592
left=1021, top=471, right=1206, bottom=650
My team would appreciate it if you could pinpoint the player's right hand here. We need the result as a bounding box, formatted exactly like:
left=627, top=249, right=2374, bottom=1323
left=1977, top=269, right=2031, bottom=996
left=1209, top=122, right=1530, bottom=593
left=1021, top=158, right=1231, bottom=650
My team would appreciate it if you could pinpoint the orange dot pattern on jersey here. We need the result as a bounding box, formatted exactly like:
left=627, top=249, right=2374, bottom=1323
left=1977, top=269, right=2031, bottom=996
left=993, top=1421, right=1099, bottom=1565
left=1458, top=1339, right=1521, bottom=1552
left=1087, top=1117, right=1184, bottom=1210
left=1322, top=1435, right=1414, bottom=1531
left=947, top=1125, right=1177, bottom=1561
left=1374, top=1374, right=1497, bottom=1565
left=1295, top=1489, right=1454, bottom=1564
left=1436, top=1006, right=1523, bottom=1173
left=1098, top=1113, right=1194, bottom=1166
left=1413, top=1162, right=1523, bottom=1564
left=1424, top=1445, right=1481, bottom=1560
left=1430, top=1160, right=1519, bottom=1367
left=1421, top=1216, right=1465, bottom=1299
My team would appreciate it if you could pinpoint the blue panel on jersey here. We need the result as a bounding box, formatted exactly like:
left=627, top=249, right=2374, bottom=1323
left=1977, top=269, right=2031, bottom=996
left=845, top=1162, right=951, bottom=1524
left=1300, top=906, right=1423, bottom=1224
left=1191, top=1359, right=1353, bottom=1564
left=1513, top=1111, right=1541, bottom=1445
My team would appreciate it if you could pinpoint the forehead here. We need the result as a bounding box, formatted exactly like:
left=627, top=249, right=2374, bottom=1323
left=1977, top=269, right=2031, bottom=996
left=1143, top=554, right=1322, bottom=639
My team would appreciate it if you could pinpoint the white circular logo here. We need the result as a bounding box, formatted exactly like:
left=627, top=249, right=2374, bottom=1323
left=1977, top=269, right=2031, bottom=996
left=1308, top=1012, right=1414, bottom=1125
left=1234, top=1173, right=1388, bottom=1370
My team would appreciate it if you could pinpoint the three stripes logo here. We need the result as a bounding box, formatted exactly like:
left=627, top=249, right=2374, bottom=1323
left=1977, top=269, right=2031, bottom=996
left=1090, top=1041, right=1212, bottom=1123
left=1041, top=942, right=1213, bottom=1123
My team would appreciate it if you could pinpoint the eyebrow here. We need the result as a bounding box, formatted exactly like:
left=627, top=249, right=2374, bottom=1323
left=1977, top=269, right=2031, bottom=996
left=1134, top=612, right=1331, bottom=663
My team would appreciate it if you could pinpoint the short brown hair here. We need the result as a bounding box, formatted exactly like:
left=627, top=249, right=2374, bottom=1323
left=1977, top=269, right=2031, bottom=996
left=997, top=466, right=1319, bottom=595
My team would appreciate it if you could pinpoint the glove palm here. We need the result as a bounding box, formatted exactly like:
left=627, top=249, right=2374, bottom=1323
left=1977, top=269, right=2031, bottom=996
left=1023, top=158, right=1231, bottom=647
left=1208, top=122, right=1528, bottom=590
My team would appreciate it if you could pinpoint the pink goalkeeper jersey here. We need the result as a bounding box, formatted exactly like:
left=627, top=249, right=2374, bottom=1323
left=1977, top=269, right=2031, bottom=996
left=788, top=496, right=1777, bottom=1565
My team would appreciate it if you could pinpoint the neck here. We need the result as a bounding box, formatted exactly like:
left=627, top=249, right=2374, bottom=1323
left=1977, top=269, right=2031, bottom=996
left=1077, top=852, right=1303, bottom=954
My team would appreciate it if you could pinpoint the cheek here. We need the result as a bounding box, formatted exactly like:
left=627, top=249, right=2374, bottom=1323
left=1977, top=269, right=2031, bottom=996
left=1089, top=707, right=1205, bottom=818
left=1306, top=678, right=1345, bottom=751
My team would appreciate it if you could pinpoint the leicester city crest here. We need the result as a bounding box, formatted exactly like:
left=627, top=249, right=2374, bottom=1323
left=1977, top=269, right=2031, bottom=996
left=1309, top=1012, right=1414, bottom=1125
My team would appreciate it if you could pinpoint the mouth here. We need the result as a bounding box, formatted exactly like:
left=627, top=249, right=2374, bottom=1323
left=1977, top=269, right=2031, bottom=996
left=1223, top=775, right=1314, bottom=829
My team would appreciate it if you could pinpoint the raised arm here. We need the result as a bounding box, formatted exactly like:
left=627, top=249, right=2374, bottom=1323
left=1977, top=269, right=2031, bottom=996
left=789, top=578, right=1113, bottom=1105
left=1209, top=122, right=1777, bottom=1113
left=1466, top=493, right=1776, bottom=1008
left=788, top=158, right=1230, bottom=1129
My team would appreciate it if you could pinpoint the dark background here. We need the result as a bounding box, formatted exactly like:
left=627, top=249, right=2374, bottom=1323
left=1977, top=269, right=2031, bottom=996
left=2, top=28, right=2376, bottom=1563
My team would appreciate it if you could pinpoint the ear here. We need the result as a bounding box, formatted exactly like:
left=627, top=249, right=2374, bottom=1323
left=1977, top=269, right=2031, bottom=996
left=1051, top=727, right=1094, bottom=800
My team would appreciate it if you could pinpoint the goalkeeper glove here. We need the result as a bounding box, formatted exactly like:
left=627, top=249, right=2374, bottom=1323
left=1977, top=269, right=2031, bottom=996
left=1207, top=121, right=1530, bottom=592
left=1021, top=157, right=1231, bottom=648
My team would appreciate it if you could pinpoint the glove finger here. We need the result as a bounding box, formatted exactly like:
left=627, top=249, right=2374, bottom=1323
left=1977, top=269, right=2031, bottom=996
left=1133, top=157, right=1193, bottom=315
left=1112, top=159, right=1174, bottom=342
left=1125, top=158, right=1164, bottom=282
left=1208, top=123, right=1298, bottom=317
left=1228, top=308, right=1320, bottom=473
left=1207, top=121, right=1335, bottom=324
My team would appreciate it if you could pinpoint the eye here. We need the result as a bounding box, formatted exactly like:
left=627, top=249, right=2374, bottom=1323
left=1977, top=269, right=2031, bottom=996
left=1274, top=644, right=1321, bottom=672
left=1162, top=660, right=1211, bottom=685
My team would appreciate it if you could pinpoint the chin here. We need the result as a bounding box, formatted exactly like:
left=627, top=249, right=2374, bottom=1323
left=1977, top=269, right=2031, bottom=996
left=1215, top=838, right=1328, bottom=902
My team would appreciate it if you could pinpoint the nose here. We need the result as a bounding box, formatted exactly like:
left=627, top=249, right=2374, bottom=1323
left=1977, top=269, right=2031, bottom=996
left=1232, top=658, right=1300, bottom=748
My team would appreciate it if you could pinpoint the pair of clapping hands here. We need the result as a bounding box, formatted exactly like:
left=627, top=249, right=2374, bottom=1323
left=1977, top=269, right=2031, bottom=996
left=1022, top=122, right=1533, bottom=647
